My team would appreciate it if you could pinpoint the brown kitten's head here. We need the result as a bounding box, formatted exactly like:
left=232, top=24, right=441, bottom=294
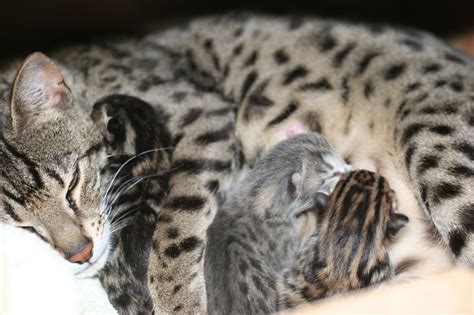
left=0, top=52, right=110, bottom=276
left=312, top=170, right=408, bottom=290
left=91, top=94, right=173, bottom=157
left=90, top=94, right=172, bottom=213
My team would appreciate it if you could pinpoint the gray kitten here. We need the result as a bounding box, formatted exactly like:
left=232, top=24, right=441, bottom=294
left=204, top=132, right=350, bottom=314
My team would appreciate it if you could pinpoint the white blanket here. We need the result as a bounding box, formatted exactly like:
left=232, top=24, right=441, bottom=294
left=0, top=223, right=117, bottom=315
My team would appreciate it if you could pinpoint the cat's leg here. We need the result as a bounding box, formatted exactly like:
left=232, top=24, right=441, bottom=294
left=394, top=96, right=474, bottom=266
left=146, top=83, right=237, bottom=314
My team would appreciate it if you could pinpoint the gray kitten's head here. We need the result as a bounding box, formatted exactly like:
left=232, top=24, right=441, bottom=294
left=0, top=53, right=110, bottom=275
left=233, top=132, right=351, bottom=214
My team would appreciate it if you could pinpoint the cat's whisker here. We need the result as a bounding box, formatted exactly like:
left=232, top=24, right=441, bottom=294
left=109, top=220, right=134, bottom=235
left=105, top=153, right=132, bottom=159
left=102, top=147, right=174, bottom=205
left=107, top=176, right=148, bottom=210
left=110, top=206, right=144, bottom=225
left=109, top=175, right=146, bottom=202
left=100, top=168, right=177, bottom=223
left=106, top=166, right=181, bottom=213
left=101, top=174, right=152, bottom=219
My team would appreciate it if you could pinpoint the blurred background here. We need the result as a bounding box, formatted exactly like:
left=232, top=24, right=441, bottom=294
left=1, top=0, right=473, bottom=59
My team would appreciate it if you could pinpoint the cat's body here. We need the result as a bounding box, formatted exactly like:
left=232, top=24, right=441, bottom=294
left=153, top=14, right=473, bottom=281
left=1, top=13, right=473, bottom=314
left=110, top=15, right=473, bottom=312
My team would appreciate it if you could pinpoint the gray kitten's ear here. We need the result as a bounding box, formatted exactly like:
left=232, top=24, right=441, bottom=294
left=288, top=172, right=302, bottom=198
left=10, top=52, right=73, bottom=133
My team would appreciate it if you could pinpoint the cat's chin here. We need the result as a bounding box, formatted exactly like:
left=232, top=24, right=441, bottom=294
left=73, top=231, right=112, bottom=278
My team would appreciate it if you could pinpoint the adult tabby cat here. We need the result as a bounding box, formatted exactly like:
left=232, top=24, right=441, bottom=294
left=0, top=48, right=237, bottom=313
left=1, top=13, right=473, bottom=314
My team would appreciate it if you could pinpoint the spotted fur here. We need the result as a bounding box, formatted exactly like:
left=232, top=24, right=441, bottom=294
left=1, top=13, right=473, bottom=314
left=152, top=14, right=472, bottom=283
left=89, top=91, right=237, bottom=314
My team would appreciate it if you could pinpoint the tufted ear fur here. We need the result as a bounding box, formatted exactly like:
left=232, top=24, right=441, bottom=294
left=386, top=213, right=409, bottom=239
left=10, top=52, right=73, bottom=133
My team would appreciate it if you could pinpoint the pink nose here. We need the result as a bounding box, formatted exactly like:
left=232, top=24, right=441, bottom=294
left=68, top=241, right=93, bottom=264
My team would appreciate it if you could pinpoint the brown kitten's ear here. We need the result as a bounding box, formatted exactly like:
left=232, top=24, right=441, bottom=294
left=10, top=52, right=73, bottom=133
left=386, top=213, right=409, bottom=239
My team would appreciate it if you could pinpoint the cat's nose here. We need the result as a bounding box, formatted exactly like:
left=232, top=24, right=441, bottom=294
left=67, top=239, right=93, bottom=264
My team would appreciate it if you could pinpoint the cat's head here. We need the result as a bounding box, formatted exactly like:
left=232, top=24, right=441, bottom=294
left=240, top=132, right=351, bottom=214
left=0, top=52, right=111, bottom=276
left=310, top=170, right=409, bottom=290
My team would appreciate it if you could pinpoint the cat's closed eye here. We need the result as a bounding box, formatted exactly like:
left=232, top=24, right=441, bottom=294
left=68, top=168, right=80, bottom=191
left=66, top=167, right=80, bottom=212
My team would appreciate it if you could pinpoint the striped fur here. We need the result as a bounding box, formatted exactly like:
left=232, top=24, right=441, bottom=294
left=0, top=53, right=110, bottom=276
left=277, top=170, right=408, bottom=309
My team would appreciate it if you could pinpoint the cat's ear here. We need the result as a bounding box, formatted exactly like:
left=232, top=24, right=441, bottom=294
left=386, top=213, right=409, bottom=239
left=287, top=172, right=302, bottom=198
left=10, top=52, right=73, bottom=133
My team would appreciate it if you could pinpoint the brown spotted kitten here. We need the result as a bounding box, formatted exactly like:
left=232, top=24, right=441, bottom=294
left=88, top=87, right=237, bottom=315
left=91, top=94, right=173, bottom=314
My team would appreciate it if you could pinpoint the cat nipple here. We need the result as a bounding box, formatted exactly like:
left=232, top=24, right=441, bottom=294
left=283, top=122, right=309, bottom=140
